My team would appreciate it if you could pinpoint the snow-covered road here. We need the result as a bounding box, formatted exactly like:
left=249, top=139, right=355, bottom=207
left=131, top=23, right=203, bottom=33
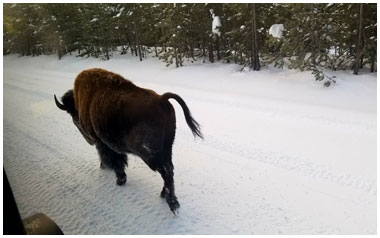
left=3, top=54, right=376, bottom=234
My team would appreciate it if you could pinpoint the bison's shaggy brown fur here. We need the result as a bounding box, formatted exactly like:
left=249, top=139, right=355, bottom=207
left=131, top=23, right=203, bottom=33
left=55, top=68, right=202, bottom=213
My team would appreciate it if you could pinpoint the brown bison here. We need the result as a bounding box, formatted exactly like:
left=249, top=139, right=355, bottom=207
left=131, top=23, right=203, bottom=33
left=54, top=68, right=202, bottom=214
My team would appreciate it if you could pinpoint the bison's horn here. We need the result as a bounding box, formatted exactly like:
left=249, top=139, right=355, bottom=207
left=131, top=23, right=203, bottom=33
left=54, top=94, right=66, bottom=111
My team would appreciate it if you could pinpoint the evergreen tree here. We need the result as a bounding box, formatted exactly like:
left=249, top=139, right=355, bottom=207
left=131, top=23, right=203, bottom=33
left=3, top=3, right=377, bottom=75
left=281, top=4, right=329, bottom=70
left=158, top=3, right=189, bottom=67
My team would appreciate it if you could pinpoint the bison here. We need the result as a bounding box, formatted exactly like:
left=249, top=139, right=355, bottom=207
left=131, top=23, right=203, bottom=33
left=54, top=68, right=202, bottom=214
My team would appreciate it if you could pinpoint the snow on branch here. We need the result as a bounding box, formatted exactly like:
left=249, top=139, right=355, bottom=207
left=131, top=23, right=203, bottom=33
left=269, top=24, right=284, bottom=38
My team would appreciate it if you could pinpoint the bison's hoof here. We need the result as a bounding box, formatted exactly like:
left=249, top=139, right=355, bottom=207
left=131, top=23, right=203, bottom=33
left=167, top=198, right=180, bottom=215
left=116, top=177, right=126, bottom=186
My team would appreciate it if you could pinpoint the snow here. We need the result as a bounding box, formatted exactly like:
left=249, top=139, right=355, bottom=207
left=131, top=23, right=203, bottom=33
left=269, top=24, right=284, bottom=38
left=212, top=16, right=221, bottom=36
left=3, top=53, right=376, bottom=235
left=113, top=7, right=124, bottom=18
left=211, top=9, right=221, bottom=37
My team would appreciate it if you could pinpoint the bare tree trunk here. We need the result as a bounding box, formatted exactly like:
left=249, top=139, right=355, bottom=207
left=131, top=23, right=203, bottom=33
left=224, top=36, right=230, bottom=63
left=354, top=3, right=363, bottom=75
left=126, top=31, right=133, bottom=55
left=178, top=44, right=183, bottom=67
left=154, top=44, right=158, bottom=57
left=216, top=35, right=220, bottom=61
left=250, top=3, right=260, bottom=70
left=162, top=26, right=167, bottom=53
left=370, top=58, right=375, bottom=72
left=134, top=23, right=142, bottom=61
left=138, top=44, right=142, bottom=61
left=202, top=37, right=206, bottom=61
left=101, top=26, right=109, bottom=60
left=174, top=46, right=178, bottom=68
left=141, top=45, right=145, bottom=58
left=360, top=54, right=364, bottom=69
left=208, top=38, right=214, bottom=63
left=310, top=3, right=316, bottom=66
left=190, top=43, right=194, bottom=60
left=234, top=48, right=237, bottom=64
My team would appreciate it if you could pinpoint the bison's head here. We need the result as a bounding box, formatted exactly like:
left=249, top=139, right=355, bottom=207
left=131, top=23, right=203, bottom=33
left=55, top=90, right=82, bottom=132
left=54, top=90, right=76, bottom=116
left=54, top=90, right=95, bottom=145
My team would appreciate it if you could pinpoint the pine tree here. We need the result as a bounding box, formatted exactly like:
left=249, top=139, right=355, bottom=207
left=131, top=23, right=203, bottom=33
left=281, top=4, right=327, bottom=70
left=3, top=3, right=377, bottom=74
left=158, top=3, right=192, bottom=67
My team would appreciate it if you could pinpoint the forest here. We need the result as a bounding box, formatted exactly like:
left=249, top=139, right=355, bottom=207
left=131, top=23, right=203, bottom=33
left=3, top=3, right=377, bottom=83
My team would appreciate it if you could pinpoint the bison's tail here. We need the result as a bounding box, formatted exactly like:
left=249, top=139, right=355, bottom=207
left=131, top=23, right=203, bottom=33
left=162, top=92, right=203, bottom=139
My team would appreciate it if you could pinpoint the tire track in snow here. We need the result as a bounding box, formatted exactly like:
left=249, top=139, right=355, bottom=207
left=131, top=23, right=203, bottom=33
left=165, top=81, right=375, bottom=197
left=177, top=129, right=376, bottom=196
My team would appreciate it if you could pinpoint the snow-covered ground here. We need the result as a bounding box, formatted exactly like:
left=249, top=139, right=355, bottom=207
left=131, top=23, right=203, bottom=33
left=3, top=54, right=376, bottom=234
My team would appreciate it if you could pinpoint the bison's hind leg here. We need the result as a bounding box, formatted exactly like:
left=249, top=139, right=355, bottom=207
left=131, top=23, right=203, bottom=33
left=96, top=141, right=128, bottom=186
left=157, top=161, right=180, bottom=214
left=139, top=147, right=180, bottom=214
